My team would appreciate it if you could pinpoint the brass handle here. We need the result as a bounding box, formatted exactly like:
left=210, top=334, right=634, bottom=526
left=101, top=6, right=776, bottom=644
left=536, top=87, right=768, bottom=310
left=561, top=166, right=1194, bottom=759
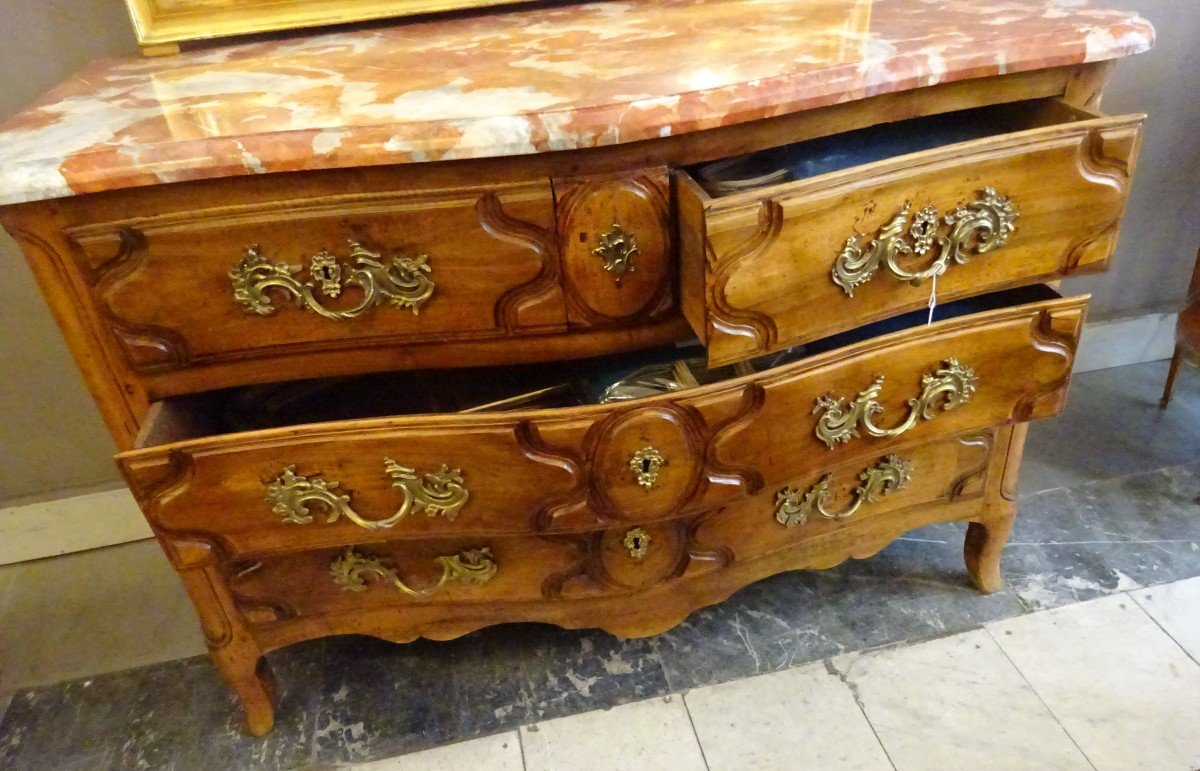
left=814, top=359, right=977, bottom=448
left=267, top=461, right=468, bottom=530
left=330, top=546, right=497, bottom=597
left=624, top=527, right=651, bottom=560
left=231, top=240, right=434, bottom=319
left=774, top=455, right=912, bottom=528
left=833, top=187, right=1017, bottom=296
left=628, top=446, right=666, bottom=489
left=593, top=223, right=639, bottom=285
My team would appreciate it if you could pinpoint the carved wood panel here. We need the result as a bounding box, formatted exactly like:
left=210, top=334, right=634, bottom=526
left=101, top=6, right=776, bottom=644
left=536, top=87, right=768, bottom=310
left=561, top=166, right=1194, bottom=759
left=63, top=182, right=568, bottom=374
left=679, top=110, right=1143, bottom=365
left=553, top=169, right=675, bottom=325
left=119, top=292, right=1082, bottom=563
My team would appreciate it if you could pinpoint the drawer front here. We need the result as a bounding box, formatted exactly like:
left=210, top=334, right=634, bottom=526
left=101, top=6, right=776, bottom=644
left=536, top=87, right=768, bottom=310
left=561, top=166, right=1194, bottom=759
left=119, top=292, right=1084, bottom=559
left=679, top=111, right=1142, bottom=365
left=223, top=524, right=723, bottom=626
left=693, top=431, right=995, bottom=566
left=226, top=536, right=563, bottom=625
left=224, top=431, right=996, bottom=630
left=65, top=182, right=566, bottom=376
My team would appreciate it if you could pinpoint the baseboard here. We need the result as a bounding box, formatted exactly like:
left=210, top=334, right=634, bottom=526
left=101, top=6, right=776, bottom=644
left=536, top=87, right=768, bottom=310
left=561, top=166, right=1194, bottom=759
left=1074, top=312, right=1177, bottom=373
left=0, top=487, right=152, bottom=567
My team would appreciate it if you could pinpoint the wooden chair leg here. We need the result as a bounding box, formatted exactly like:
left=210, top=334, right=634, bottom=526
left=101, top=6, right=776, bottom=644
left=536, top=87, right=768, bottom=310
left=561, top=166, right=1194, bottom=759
left=1161, top=344, right=1184, bottom=408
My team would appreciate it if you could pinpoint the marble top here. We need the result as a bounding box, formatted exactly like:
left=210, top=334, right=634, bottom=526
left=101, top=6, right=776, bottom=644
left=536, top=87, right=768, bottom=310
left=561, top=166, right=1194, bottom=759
left=0, top=0, right=1153, bottom=206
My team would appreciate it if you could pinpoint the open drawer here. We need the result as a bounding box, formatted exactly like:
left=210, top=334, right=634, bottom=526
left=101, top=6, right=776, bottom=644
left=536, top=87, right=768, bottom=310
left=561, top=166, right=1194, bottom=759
left=677, top=100, right=1143, bottom=366
left=118, top=284, right=1084, bottom=561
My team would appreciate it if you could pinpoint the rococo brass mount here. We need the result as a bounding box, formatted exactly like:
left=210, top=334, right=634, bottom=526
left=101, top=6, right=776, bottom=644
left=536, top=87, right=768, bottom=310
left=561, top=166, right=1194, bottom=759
left=623, top=527, right=652, bottom=560
left=267, top=461, right=469, bottom=530
left=231, top=241, right=435, bottom=319
left=813, top=359, right=978, bottom=448
left=629, top=446, right=666, bottom=489
left=774, top=455, right=913, bottom=528
left=833, top=188, right=1018, bottom=296
left=593, top=223, right=640, bottom=285
left=330, top=546, right=497, bottom=597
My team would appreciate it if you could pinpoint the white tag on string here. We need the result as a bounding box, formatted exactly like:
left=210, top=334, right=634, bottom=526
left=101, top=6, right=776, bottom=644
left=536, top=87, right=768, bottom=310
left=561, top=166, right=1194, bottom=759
left=926, top=272, right=938, bottom=325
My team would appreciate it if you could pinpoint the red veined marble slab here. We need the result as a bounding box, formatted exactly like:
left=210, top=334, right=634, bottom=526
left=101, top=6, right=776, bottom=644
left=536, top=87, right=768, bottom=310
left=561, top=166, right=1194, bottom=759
left=0, top=0, right=1153, bottom=206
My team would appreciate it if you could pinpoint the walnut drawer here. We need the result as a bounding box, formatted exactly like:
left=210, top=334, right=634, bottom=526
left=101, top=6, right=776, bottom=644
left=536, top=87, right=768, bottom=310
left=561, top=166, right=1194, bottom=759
left=693, top=430, right=997, bottom=567
left=218, top=429, right=997, bottom=631
left=118, top=286, right=1084, bottom=560
left=62, top=181, right=566, bottom=381
left=677, top=100, right=1143, bottom=365
left=224, top=521, right=724, bottom=626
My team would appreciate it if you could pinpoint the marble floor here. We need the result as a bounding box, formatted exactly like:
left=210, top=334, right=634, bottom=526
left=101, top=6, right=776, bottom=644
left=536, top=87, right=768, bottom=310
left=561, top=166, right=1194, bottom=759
left=2, top=359, right=1199, bottom=770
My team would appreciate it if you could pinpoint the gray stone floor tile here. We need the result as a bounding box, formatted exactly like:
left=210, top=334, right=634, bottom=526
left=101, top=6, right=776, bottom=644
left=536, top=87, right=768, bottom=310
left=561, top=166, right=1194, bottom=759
left=653, top=528, right=1026, bottom=692
left=1022, top=359, right=1200, bottom=494
left=1004, top=466, right=1200, bottom=610
left=310, top=626, right=669, bottom=766
left=0, top=642, right=324, bottom=771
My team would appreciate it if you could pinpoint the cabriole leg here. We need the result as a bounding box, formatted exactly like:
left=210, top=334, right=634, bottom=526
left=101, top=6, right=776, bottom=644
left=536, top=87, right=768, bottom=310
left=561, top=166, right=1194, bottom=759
left=211, top=644, right=278, bottom=737
left=964, top=423, right=1026, bottom=594
left=177, top=562, right=278, bottom=736
left=965, top=508, right=1016, bottom=594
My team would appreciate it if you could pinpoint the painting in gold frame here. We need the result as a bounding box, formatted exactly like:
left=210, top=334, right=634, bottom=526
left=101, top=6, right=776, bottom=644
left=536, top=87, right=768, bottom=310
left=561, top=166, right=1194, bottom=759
left=123, top=0, right=528, bottom=55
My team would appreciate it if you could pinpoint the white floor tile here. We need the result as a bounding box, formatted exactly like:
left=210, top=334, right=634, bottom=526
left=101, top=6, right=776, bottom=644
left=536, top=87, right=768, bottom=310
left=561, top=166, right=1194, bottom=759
left=989, top=595, right=1200, bottom=771
left=685, top=660, right=890, bottom=771
left=1131, top=576, right=1200, bottom=662
left=831, top=629, right=1088, bottom=771
left=520, top=696, right=705, bottom=771
left=349, top=732, right=523, bottom=770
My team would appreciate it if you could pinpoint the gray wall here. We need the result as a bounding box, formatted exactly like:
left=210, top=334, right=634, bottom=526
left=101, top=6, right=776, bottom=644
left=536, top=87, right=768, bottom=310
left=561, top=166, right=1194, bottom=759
left=1062, top=0, right=1200, bottom=316
left=0, top=0, right=138, bottom=500
left=0, top=0, right=1196, bottom=501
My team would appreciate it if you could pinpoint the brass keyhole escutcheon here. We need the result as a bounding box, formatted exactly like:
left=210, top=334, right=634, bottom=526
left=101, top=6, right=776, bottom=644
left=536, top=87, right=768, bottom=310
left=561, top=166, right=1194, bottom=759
left=624, top=528, right=651, bottom=561
left=628, top=446, right=666, bottom=489
left=592, top=223, right=639, bottom=285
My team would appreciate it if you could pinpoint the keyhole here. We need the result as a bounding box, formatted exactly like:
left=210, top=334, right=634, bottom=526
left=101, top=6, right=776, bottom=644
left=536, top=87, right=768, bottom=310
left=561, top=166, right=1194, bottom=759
left=642, top=457, right=652, bottom=474
left=316, top=265, right=336, bottom=281
left=632, top=535, right=644, bottom=550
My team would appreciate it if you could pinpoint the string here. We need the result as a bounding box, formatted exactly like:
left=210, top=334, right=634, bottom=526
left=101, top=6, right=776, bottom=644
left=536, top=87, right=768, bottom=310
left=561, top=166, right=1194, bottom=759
left=926, top=271, right=938, bottom=325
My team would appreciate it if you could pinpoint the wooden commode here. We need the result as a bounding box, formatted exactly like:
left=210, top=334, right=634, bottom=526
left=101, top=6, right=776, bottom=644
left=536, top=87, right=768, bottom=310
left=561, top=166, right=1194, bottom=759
left=0, top=0, right=1154, bottom=736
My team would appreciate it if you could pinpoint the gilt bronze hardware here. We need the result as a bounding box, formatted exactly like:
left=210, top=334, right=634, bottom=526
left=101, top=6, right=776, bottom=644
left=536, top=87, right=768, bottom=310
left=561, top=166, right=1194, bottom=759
left=774, top=455, right=912, bottom=528
left=267, top=461, right=469, bottom=530
left=813, top=359, right=977, bottom=448
left=593, top=223, right=639, bottom=284
left=628, top=446, right=666, bottom=489
left=832, top=187, right=1017, bottom=296
left=231, top=241, right=434, bottom=319
left=330, top=546, right=497, bottom=597
left=623, top=527, right=652, bottom=560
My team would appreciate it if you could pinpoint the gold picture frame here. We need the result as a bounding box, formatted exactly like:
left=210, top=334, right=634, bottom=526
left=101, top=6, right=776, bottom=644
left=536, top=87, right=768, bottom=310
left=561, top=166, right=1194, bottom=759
left=123, top=0, right=527, bottom=55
